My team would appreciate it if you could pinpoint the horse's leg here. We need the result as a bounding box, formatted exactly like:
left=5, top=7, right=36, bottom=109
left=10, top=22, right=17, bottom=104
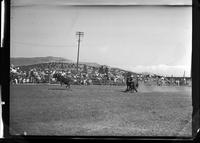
left=128, top=82, right=131, bottom=91
left=129, top=84, right=132, bottom=92
left=131, top=87, right=134, bottom=93
left=129, top=83, right=132, bottom=91
left=134, top=83, right=138, bottom=92
left=134, top=88, right=138, bottom=92
left=126, top=84, right=128, bottom=91
left=131, top=83, right=135, bottom=93
left=132, top=83, right=134, bottom=92
left=126, top=84, right=130, bottom=92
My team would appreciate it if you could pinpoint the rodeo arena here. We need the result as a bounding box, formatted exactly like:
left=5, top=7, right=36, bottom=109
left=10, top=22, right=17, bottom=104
left=9, top=62, right=192, bottom=136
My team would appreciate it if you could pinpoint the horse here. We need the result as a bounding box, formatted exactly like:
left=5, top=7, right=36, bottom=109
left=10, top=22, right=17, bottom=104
left=126, top=76, right=139, bottom=92
left=53, top=73, right=71, bottom=88
left=130, top=78, right=139, bottom=92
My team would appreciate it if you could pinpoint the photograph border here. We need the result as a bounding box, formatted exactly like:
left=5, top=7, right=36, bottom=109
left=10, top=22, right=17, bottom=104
left=1, top=0, right=200, bottom=142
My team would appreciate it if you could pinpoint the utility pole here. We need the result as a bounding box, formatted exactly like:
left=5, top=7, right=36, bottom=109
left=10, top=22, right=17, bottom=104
left=76, top=31, right=84, bottom=76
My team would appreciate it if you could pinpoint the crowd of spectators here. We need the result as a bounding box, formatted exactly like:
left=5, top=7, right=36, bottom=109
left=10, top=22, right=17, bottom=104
left=10, top=63, right=191, bottom=86
left=10, top=63, right=127, bottom=85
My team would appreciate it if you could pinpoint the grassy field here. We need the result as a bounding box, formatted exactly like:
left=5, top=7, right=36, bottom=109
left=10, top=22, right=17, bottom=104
left=10, top=84, right=192, bottom=136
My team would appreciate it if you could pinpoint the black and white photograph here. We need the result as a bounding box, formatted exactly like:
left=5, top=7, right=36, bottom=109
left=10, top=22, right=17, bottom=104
left=9, top=0, right=192, bottom=136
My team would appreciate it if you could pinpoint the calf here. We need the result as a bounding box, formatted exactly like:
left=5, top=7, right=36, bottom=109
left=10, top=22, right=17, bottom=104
left=53, top=73, right=71, bottom=88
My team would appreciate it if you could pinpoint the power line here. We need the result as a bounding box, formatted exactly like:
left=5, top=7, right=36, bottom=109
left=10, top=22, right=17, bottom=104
left=76, top=31, right=84, bottom=75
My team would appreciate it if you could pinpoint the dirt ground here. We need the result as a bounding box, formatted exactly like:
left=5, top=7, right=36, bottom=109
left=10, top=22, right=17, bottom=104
left=9, top=84, right=192, bottom=136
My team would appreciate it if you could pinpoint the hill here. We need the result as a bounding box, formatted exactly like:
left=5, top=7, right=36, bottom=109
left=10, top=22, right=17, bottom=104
left=10, top=56, right=138, bottom=75
left=10, top=56, right=73, bottom=66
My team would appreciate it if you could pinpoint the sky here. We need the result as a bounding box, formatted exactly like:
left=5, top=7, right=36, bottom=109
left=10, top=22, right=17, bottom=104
left=10, top=0, right=192, bottom=77
left=10, top=0, right=192, bottom=6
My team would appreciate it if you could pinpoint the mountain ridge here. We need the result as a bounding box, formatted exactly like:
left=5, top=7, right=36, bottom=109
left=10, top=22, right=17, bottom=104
left=10, top=56, right=73, bottom=66
left=10, top=56, right=135, bottom=74
left=10, top=56, right=103, bottom=68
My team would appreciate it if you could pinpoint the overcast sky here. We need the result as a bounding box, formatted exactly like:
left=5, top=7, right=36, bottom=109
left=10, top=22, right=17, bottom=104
left=11, top=0, right=192, bottom=77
